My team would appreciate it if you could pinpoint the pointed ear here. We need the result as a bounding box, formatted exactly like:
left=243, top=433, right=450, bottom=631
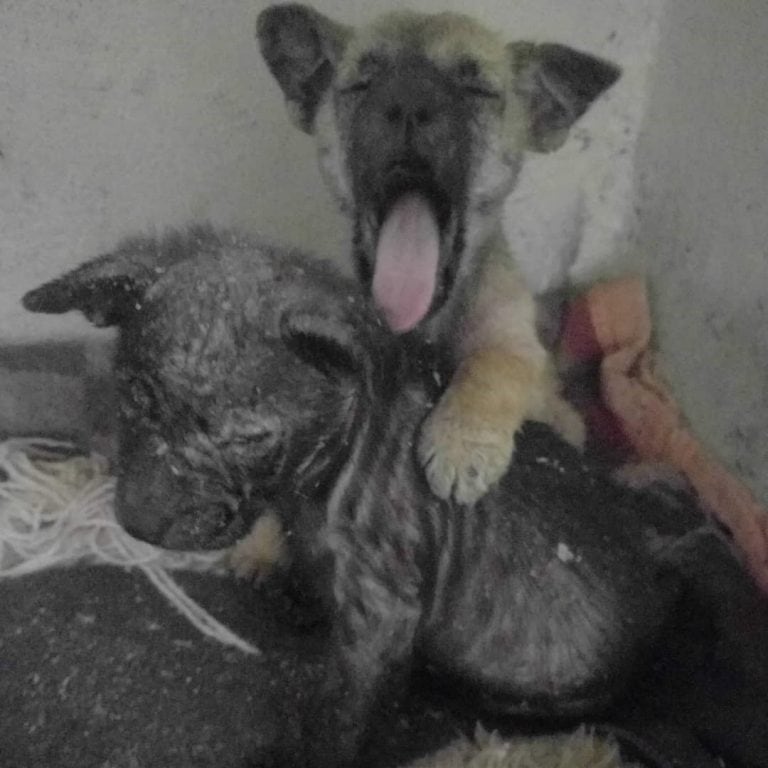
left=22, top=228, right=208, bottom=326
left=257, top=3, right=350, bottom=133
left=509, top=42, right=621, bottom=153
left=23, top=247, right=160, bottom=327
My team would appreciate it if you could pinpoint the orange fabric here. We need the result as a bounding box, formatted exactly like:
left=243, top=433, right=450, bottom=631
left=562, top=276, right=768, bottom=595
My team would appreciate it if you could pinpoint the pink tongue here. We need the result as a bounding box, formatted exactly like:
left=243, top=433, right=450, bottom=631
left=372, top=192, right=440, bottom=333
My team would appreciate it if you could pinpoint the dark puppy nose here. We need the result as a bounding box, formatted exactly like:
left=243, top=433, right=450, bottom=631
left=114, top=472, right=171, bottom=545
left=382, top=91, right=439, bottom=134
left=379, top=84, right=442, bottom=144
left=117, top=510, right=163, bottom=545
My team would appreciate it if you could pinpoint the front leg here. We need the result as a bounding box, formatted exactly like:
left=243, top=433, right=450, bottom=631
left=305, top=548, right=421, bottom=767
left=417, top=240, right=583, bottom=504
left=418, top=347, right=539, bottom=504
left=263, top=526, right=422, bottom=767
left=296, top=629, right=414, bottom=768
left=256, top=613, right=416, bottom=768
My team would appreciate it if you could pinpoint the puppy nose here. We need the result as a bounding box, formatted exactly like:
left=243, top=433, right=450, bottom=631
left=118, top=514, right=160, bottom=545
left=384, top=102, right=435, bottom=129
left=372, top=63, right=450, bottom=145
left=115, top=474, right=168, bottom=544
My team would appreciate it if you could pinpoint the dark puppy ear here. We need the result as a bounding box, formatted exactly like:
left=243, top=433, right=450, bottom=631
left=257, top=3, right=350, bottom=133
left=23, top=250, right=159, bottom=328
left=509, top=42, right=621, bottom=153
left=22, top=228, right=208, bottom=327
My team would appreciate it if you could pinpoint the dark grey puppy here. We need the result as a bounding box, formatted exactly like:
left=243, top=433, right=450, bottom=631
left=25, top=229, right=690, bottom=767
left=26, top=228, right=376, bottom=551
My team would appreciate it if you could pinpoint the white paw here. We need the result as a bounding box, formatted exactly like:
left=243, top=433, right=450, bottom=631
left=417, top=402, right=518, bottom=505
left=229, top=512, right=286, bottom=582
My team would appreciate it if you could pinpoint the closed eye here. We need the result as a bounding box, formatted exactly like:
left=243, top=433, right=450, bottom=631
left=462, top=84, right=502, bottom=99
left=339, top=80, right=371, bottom=96
left=454, top=59, right=502, bottom=100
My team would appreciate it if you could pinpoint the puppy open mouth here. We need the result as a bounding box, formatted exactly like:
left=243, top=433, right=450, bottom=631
left=370, top=160, right=453, bottom=334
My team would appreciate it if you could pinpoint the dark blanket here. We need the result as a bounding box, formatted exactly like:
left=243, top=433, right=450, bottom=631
left=0, top=566, right=501, bottom=768
left=2, top=549, right=767, bottom=768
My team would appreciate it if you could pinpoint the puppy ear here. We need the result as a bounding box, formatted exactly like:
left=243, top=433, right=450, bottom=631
left=23, top=249, right=160, bottom=327
left=509, top=42, right=621, bottom=153
left=257, top=3, right=350, bottom=133
left=281, top=312, right=365, bottom=379
left=22, top=228, right=207, bottom=327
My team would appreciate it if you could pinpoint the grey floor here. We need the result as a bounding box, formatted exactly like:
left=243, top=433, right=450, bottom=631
left=0, top=340, right=116, bottom=459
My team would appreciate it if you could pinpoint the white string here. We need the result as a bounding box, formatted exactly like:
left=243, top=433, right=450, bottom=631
left=0, top=438, right=260, bottom=655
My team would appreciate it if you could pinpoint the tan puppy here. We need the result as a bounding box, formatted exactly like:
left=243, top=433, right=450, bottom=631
left=257, top=4, right=620, bottom=504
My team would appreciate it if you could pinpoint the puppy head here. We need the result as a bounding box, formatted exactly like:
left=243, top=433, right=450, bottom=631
left=23, top=228, right=378, bottom=550
left=257, top=4, right=620, bottom=333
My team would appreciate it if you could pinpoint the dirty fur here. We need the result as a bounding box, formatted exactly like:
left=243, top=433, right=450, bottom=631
left=23, top=228, right=721, bottom=768
left=257, top=4, right=620, bottom=504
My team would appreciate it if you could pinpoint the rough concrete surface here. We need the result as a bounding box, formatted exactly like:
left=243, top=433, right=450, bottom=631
left=0, top=342, right=85, bottom=440
left=1, top=0, right=663, bottom=343
left=0, top=340, right=115, bottom=447
left=630, top=0, right=768, bottom=505
left=3, top=0, right=766, bottom=506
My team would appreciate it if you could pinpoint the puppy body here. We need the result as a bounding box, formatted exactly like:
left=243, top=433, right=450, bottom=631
left=24, top=230, right=694, bottom=767
left=257, top=4, right=619, bottom=502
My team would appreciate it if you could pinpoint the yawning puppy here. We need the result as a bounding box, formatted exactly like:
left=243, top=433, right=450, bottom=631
left=257, top=4, right=620, bottom=503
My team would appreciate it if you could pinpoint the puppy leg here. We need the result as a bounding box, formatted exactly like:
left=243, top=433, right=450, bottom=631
left=296, top=634, right=413, bottom=767
left=419, top=348, right=540, bottom=503
left=295, top=537, right=421, bottom=766
left=419, top=249, right=556, bottom=504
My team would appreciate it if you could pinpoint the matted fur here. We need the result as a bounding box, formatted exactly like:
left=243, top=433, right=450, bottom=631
left=24, top=228, right=698, bottom=768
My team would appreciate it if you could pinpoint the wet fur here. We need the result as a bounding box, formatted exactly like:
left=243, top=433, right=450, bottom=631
left=25, top=228, right=713, bottom=768
left=257, top=4, right=620, bottom=503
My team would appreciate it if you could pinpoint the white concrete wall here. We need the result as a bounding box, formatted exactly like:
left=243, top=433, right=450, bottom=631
left=0, top=0, right=664, bottom=341
left=631, top=0, right=768, bottom=503
left=4, top=1, right=766, bottom=503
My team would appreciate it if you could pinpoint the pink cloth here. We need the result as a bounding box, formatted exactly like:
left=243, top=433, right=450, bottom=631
left=560, top=276, right=768, bottom=595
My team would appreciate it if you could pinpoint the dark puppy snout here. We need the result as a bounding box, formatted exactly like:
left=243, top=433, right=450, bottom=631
left=385, top=156, right=433, bottom=181
left=380, top=82, right=442, bottom=133
left=363, top=61, right=455, bottom=153
left=159, top=501, right=246, bottom=551
left=350, top=57, right=472, bottom=228
left=119, top=516, right=159, bottom=545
